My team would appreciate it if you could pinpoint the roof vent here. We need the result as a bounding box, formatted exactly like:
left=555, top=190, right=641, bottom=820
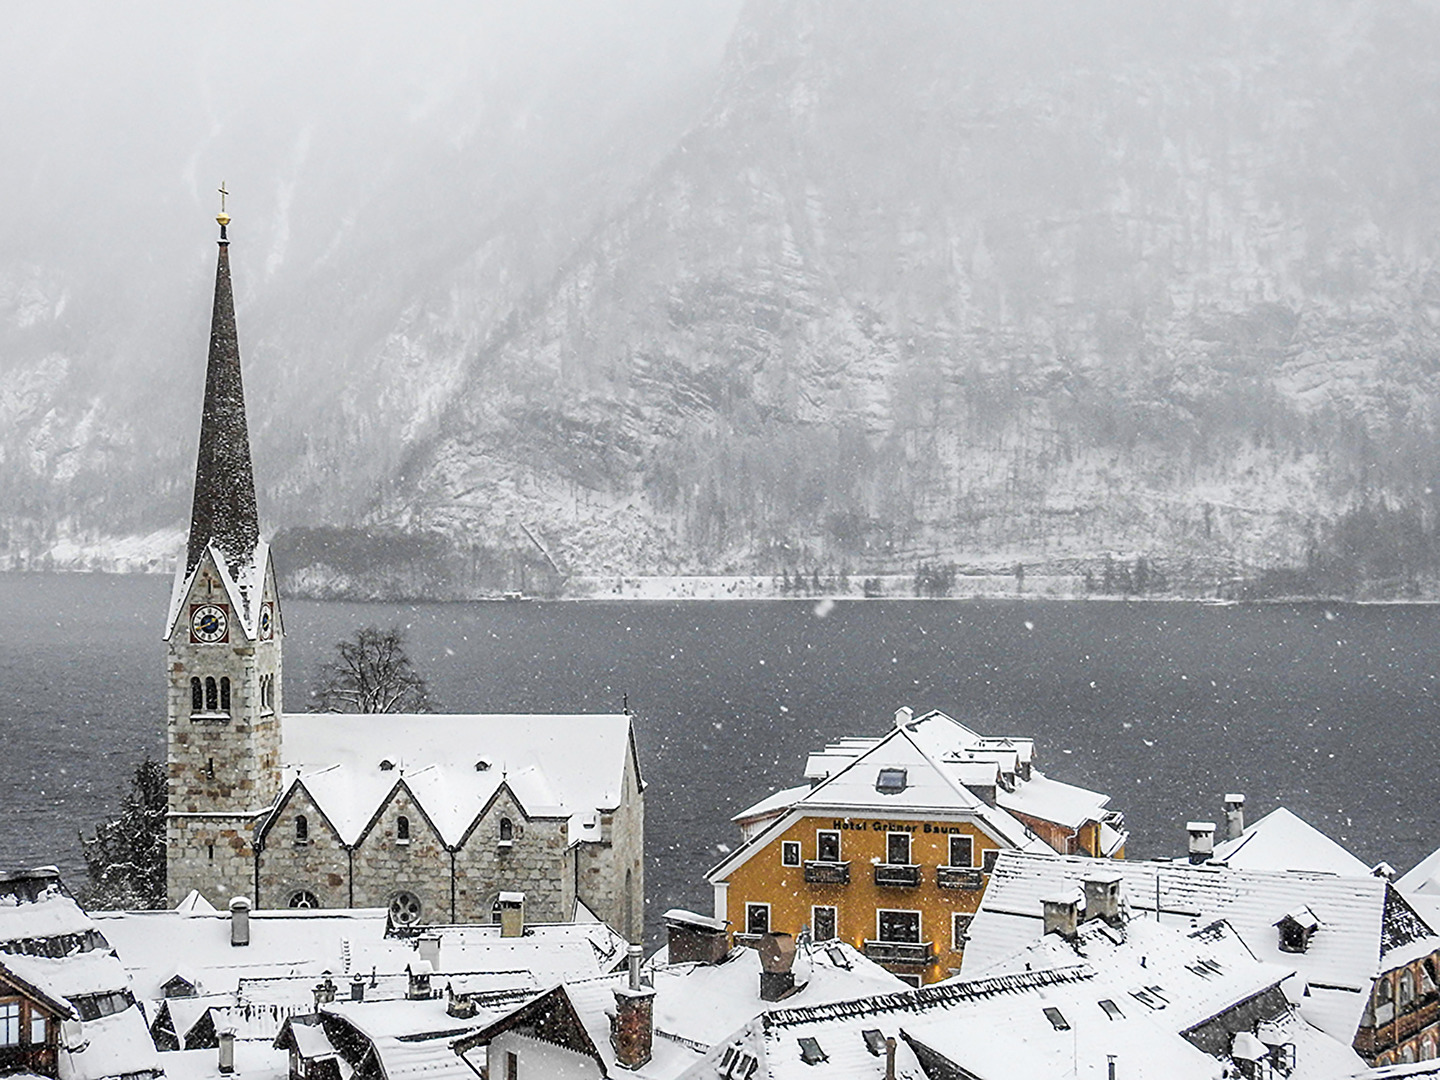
left=379, top=759, right=396, bottom=772
left=475, top=759, right=491, bottom=771
left=876, top=768, right=908, bottom=795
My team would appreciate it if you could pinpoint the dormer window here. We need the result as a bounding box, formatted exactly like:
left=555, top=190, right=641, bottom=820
left=397, top=816, right=410, bottom=843
left=876, top=768, right=908, bottom=794
left=380, top=760, right=396, bottom=772
left=475, top=759, right=491, bottom=772
left=1276, top=907, right=1320, bottom=953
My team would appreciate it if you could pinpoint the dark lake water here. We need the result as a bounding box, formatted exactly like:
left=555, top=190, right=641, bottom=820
left=3, top=571, right=1438, bottom=941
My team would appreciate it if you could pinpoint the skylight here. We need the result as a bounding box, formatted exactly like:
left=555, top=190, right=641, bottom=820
left=798, top=1036, right=828, bottom=1064
left=876, top=768, right=908, bottom=794
left=861, top=1029, right=887, bottom=1057
left=1097, top=999, right=1125, bottom=1021
left=1042, top=1007, right=1070, bottom=1031
left=826, top=945, right=851, bottom=970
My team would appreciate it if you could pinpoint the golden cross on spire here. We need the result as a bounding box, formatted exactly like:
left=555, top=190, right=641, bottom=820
left=216, top=181, right=231, bottom=230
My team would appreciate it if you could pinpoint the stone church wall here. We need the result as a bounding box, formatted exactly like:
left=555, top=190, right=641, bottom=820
left=452, top=788, right=572, bottom=924
left=574, top=749, right=645, bottom=942
left=167, top=814, right=260, bottom=907
left=257, top=786, right=350, bottom=909
left=348, top=787, right=451, bottom=925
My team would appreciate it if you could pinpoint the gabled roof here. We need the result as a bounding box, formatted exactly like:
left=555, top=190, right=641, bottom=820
left=0, top=957, right=76, bottom=1019
left=964, top=850, right=1440, bottom=1043
left=1211, top=807, right=1371, bottom=876
left=275, top=712, right=638, bottom=848
left=1398, top=843, right=1440, bottom=896
left=164, top=539, right=276, bottom=643
left=708, top=723, right=1051, bottom=883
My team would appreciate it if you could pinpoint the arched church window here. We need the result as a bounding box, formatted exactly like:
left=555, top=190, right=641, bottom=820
left=296, top=816, right=308, bottom=843
left=499, top=818, right=513, bottom=843
left=288, top=890, right=319, bottom=909
left=204, top=677, right=217, bottom=712
left=220, top=677, right=231, bottom=712
left=397, top=816, right=410, bottom=843
left=191, top=678, right=203, bottom=713
left=389, top=892, right=421, bottom=927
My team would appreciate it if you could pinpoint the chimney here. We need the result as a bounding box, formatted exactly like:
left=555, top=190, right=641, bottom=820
left=611, top=945, right=655, bottom=1069
left=1042, top=895, right=1080, bottom=940
left=1187, top=822, right=1215, bottom=864
left=884, top=1037, right=897, bottom=1080
left=1224, top=794, right=1245, bottom=841
left=664, top=909, right=729, bottom=965
left=894, top=706, right=913, bottom=728
left=758, top=932, right=798, bottom=1002
left=417, top=933, right=441, bottom=970
left=350, top=976, right=365, bottom=1002
left=406, top=961, right=433, bottom=1000
left=498, top=892, right=525, bottom=938
left=1082, top=873, right=1123, bottom=926
left=312, top=974, right=337, bottom=1010
left=218, top=1028, right=235, bottom=1074
left=229, top=897, right=251, bottom=947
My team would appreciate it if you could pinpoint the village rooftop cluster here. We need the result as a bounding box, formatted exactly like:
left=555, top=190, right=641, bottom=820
left=7, top=219, right=1440, bottom=1080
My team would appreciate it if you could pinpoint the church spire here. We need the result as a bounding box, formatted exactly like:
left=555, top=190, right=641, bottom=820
left=186, top=186, right=259, bottom=577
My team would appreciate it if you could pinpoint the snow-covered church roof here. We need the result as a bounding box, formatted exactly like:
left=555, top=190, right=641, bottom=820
left=1210, top=807, right=1372, bottom=877
left=276, top=712, right=640, bottom=847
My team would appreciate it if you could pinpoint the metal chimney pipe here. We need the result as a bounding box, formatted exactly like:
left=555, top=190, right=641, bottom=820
left=627, top=943, right=644, bottom=991
left=229, top=897, right=251, bottom=947
left=218, top=1029, right=235, bottom=1074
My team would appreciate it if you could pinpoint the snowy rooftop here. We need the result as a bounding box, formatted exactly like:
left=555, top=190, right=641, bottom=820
left=159, top=1040, right=288, bottom=1080
left=279, top=711, right=636, bottom=846
left=963, top=850, right=1440, bottom=1043
left=1398, top=843, right=1440, bottom=896
left=1209, top=807, right=1372, bottom=876
left=320, top=996, right=526, bottom=1080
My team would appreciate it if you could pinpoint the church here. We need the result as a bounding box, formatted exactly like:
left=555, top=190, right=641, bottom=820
left=164, top=204, right=645, bottom=940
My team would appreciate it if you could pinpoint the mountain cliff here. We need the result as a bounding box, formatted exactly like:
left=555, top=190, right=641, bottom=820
left=7, top=2, right=1440, bottom=597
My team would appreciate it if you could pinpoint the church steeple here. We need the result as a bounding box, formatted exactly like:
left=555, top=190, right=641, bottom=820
left=186, top=187, right=259, bottom=577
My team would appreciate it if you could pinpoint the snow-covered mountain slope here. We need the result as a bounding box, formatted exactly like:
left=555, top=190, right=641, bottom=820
left=7, top=2, right=1440, bottom=597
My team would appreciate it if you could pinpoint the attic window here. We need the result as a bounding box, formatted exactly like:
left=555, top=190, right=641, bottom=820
left=380, top=760, right=396, bottom=772
left=861, top=1030, right=887, bottom=1057
left=797, top=1037, right=828, bottom=1065
left=1097, top=999, right=1124, bottom=1021
left=1042, top=1007, right=1070, bottom=1031
left=876, top=768, right=908, bottom=794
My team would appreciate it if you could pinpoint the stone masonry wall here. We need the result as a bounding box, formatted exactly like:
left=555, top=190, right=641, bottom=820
left=576, top=747, right=645, bottom=941
left=257, top=786, right=350, bottom=909
left=348, top=786, right=451, bottom=924
left=167, top=814, right=260, bottom=906
left=452, top=788, right=572, bottom=924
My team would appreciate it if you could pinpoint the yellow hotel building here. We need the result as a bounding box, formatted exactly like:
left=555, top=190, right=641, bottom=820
left=706, top=708, right=1125, bottom=985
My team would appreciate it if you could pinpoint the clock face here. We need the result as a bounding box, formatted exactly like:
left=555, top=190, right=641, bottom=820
left=258, top=603, right=274, bottom=641
left=191, top=604, right=229, bottom=644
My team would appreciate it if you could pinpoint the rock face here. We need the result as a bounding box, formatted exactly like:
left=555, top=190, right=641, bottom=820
left=8, top=2, right=1440, bottom=595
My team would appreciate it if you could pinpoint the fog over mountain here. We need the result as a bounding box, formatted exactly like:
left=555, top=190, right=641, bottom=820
left=6, top=1, right=1440, bottom=597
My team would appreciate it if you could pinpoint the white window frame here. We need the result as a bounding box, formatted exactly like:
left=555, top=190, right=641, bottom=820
left=745, top=902, right=772, bottom=936
left=952, top=911, right=973, bottom=950
left=885, top=830, right=912, bottom=866
left=812, top=905, right=838, bottom=942
left=876, top=908, right=922, bottom=944
left=816, top=829, right=841, bottom=862
left=781, top=841, right=801, bottom=867
left=948, top=833, right=974, bottom=868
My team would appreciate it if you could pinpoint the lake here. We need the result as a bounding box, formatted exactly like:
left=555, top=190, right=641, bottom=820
left=2, top=571, right=1437, bottom=941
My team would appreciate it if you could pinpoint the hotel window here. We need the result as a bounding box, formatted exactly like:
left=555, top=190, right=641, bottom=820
left=746, top=903, right=771, bottom=936
left=781, top=841, right=801, bottom=867
left=0, top=1001, right=19, bottom=1046
left=949, top=834, right=973, bottom=868
left=877, top=909, right=920, bottom=944
left=982, top=848, right=1000, bottom=873
left=812, top=906, right=837, bottom=942
left=886, top=831, right=911, bottom=865
left=816, top=830, right=841, bottom=862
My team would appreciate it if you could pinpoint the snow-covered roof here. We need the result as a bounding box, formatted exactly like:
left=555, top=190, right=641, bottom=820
left=732, top=785, right=812, bottom=824
left=3, top=950, right=130, bottom=999
left=158, top=1040, right=288, bottom=1080
left=96, top=907, right=623, bottom=1007
left=0, top=891, right=96, bottom=943
left=963, top=850, right=1440, bottom=1043
left=277, top=711, right=637, bottom=847
left=1211, top=807, right=1371, bottom=876
left=1398, top=843, right=1440, bottom=896
left=63, top=1008, right=163, bottom=1080
left=321, top=997, right=524, bottom=1080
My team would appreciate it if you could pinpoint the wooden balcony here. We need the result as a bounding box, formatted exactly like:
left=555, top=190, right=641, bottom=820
left=803, top=860, right=850, bottom=885
left=863, top=940, right=936, bottom=965
left=873, top=863, right=922, bottom=888
left=935, top=866, right=984, bottom=890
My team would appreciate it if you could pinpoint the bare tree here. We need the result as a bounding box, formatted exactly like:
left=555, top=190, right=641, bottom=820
left=311, top=626, right=432, bottom=713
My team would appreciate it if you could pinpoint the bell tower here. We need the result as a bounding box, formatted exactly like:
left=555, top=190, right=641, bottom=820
left=165, top=190, right=284, bottom=906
